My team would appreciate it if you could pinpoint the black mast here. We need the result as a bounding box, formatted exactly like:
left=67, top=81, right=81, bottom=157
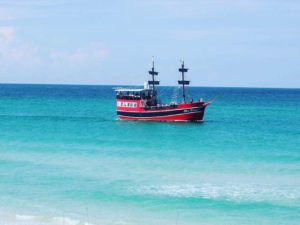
left=148, top=59, right=159, bottom=91
left=178, top=60, right=190, bottom=103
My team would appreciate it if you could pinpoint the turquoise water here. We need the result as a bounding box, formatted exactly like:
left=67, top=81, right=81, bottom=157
left=0, top=84, right=299, bottom=225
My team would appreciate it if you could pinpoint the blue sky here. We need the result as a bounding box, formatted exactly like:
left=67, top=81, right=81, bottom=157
left=0, top=0, right=299, bottom=87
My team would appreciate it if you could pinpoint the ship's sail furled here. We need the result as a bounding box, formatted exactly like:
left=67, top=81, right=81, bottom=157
left=178, top=61, right=190, bottom=103
left=148, top=61, right=160, bottom=89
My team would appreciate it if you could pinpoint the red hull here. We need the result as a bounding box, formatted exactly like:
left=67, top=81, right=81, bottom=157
left=119, top=111, right=204, bottom=121
left=116, top=101, right=208, bottom=122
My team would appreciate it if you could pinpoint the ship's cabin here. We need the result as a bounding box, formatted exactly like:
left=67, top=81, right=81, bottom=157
left=115, top=89, right=156, bottom=100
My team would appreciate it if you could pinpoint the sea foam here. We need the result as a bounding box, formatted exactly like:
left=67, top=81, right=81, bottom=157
left=133, top=183, right=300, bottom=204
left=0, top=213, right=94, bottom=225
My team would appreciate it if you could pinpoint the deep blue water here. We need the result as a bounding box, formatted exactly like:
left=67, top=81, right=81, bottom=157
left=0, top=84, right=299, bottom=225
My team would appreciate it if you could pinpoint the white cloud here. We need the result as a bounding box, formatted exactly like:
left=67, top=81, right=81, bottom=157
left=0, top=25, right=108, bottom=84
left=0, top=7, right=15, bottom=20
left=50, top=42, right=108, bottom=65
left=0, top=26, right=41, bottom=66
left=0, top=26, right=14, bottom=42
left=0, top=25, right=109, bottom=68
left=1, top=43, right=40, bottom=65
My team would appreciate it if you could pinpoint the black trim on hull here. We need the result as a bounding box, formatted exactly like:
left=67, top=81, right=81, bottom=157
left=117, top=107, right=205, bottom=118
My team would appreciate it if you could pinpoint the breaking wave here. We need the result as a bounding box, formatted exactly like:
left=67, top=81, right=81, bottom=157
left=132, top=183, right=300, bottom=204
left=0, top=213, right=94, bottom=225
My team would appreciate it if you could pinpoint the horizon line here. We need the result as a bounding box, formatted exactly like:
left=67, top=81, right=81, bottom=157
left=0, top=82, right=299, bottom=90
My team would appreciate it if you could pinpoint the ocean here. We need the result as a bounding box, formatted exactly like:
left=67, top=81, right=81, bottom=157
left=0, top=84, right=299, bottom=225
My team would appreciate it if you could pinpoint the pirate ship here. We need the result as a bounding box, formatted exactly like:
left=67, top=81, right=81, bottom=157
left=115, top=61, right=210, bottom=121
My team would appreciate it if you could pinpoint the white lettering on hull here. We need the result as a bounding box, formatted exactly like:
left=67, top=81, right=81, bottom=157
left=117, top=101, right=137, bottom=108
